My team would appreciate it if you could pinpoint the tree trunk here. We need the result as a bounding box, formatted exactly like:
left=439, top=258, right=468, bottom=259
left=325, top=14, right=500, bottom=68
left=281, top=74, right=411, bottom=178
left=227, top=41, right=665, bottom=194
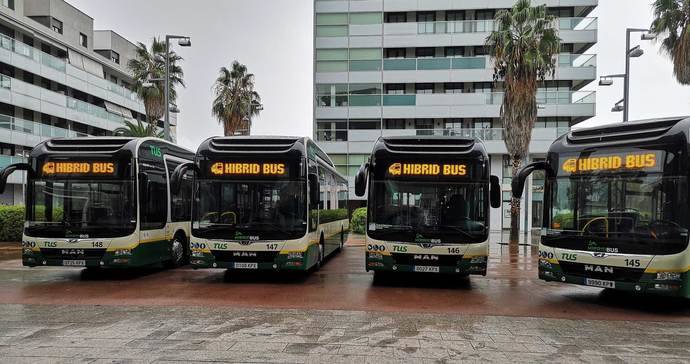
left=509, top=157, right=523, bottom=245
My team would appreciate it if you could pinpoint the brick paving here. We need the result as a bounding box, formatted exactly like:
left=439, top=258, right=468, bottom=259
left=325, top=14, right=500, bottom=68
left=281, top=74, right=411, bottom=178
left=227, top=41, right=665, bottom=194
left=0, top=304, right=689, bottom=363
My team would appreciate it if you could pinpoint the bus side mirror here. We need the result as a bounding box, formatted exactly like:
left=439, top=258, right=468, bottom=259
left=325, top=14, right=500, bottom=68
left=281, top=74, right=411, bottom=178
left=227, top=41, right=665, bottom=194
left=171, top=162, right=197, bottom=195
left=354, top=163, right=368, bottom=197
left=308, top=173, right=319, bottom=206
left=0, top=163, right=32, bottom=194
left=490, top=175, right=501, bottom=208
left=511, top=161, right=550, bottom=199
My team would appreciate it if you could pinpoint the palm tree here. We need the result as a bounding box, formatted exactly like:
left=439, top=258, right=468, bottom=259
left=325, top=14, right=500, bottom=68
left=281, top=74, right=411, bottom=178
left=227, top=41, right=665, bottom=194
left=486, top=0, right=560, bottom=243
left=212, top=61, right=262, bottom=136
left=114, top=119, right=163, bottom=138
left=128, top=37, right=185, bottom=126
left=650, top=0, right=690, bottom=84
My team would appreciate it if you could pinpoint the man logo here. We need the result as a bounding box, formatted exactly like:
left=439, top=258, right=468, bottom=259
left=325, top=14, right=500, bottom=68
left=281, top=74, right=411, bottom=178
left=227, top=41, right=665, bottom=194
left=584, top=264, right=614, bottom=274
left=388, top=163, right=402, bottom=176
left=592, top=252, right=607, bottom=258
left=238, top=240, right=253, bottom=246
left=232, top=252, right=257, bottom=257
left=414, top=254, right=439, bottom=261
left=67, top=239, right=79, bottom=244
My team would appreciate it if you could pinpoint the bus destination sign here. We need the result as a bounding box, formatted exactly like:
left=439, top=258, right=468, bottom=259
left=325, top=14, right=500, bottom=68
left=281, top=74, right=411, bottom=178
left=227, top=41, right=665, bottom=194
left=387, top=162, right=467, bottom=177
left=41, top=161, right=116, bottom=176
left=210, top=162, right=287, bottom=177
left=560, top=151, right=662, bottom=175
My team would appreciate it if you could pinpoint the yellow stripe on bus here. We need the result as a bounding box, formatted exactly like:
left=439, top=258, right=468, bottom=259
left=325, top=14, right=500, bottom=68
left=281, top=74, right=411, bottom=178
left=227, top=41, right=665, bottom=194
left=644, top=266, right=690, bottom=274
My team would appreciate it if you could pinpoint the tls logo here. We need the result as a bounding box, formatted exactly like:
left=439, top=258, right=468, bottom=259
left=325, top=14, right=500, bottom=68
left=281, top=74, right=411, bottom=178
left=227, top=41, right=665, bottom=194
left=211, top=162, right=224, bottom=175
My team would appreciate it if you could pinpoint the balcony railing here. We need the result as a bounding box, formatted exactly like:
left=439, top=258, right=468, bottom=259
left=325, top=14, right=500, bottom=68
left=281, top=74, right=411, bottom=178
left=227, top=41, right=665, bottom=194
left=0, top=114, right=89, bottom=139
left=0, top=155, right=27, bottom=169
left=317, top=91, right=596, bottom=108
left=415, top=17, right=597, bottom=35
left=0, top=33, right=140, bottom=102
left=316, top=127, right=571, bottom=142
left=66, top=97, right=129, bottom=124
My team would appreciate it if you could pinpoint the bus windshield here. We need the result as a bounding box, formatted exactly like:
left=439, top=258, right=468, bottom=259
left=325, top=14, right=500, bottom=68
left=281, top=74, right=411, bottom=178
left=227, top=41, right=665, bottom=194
left=545, top=174, right=689, bottom=254
left=194, top=180, right=307, bottom=240
left=25, top=179, right=136, bottom=238
left=368, top=181, right=488, bottom=244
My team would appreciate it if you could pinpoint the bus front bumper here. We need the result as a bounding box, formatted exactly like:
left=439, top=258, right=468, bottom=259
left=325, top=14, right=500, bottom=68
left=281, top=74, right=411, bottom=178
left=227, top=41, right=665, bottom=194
left=190, top=245, right=319, bottom=271
left=22, top=246, right=158, bottom=268
left=539, top=261, right=690, bottom=298
left=365, top=252, right=487, bottom=275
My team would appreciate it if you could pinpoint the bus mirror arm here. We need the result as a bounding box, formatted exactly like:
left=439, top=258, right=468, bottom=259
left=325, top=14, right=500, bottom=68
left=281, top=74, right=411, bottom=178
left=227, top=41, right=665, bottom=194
left=490, top=175, right=501, bottom=208
left=511, top=161, right=552, bottom=199
left=354, top=163, right=369, bottom=197
left=0, top=163, right=33, bottom=194
left=171, top=162, right=198, bottom=195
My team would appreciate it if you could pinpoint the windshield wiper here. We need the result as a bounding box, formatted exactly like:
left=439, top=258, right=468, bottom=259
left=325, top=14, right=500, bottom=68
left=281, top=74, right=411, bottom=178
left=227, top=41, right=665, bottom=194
left=236, top=222, right=294, bottom=236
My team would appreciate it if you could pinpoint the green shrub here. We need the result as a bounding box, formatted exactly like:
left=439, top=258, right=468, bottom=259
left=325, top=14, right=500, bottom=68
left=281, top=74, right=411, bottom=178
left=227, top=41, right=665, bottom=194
left=351, top=207, right=367, bottom=234
left=0, top=205, right=25, bottom=242
left=319, top=208, right=348, bottom=224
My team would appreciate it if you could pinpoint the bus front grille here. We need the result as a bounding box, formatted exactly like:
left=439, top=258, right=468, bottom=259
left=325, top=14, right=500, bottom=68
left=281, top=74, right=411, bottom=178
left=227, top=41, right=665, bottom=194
left=211, top=250, right=280, bottom=263
left=39, top=248, right=107, bottom=261
left=390, top=253, right=463, bottom=266
left=558, top=261, right=645, bottom=283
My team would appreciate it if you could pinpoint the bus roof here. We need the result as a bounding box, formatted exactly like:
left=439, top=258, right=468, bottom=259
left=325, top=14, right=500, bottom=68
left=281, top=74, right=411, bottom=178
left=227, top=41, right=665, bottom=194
left=371, top=136, right=489, bottom=160
left=30, top=137, right=194, bottom=160
left=195, top=136, right=336, bottom=167
left=551, top=116, right=690, bottom=154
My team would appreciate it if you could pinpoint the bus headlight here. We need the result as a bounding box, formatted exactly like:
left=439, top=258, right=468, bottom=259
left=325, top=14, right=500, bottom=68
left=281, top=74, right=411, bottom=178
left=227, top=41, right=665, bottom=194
left=191, top=250, right=205, bottom=257
left=114, top=249, right=132, bottom=256
left=656, top=272, right=682, bottom=281
left=22, top=248, right=33, bottom=255
left=470, top=256, right=486, bottom=264
left=287, top=252, right=303, bottom=259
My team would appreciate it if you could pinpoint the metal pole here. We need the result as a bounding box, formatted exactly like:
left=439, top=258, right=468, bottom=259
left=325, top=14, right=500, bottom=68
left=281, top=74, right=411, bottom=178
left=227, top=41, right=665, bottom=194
left=623, top=29, right=631, bottom=122
left=164, top=36, right=171, bottom=141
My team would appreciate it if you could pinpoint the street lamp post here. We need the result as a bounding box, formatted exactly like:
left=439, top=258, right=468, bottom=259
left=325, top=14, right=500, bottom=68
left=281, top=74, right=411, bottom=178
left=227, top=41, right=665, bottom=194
left=599, top=28, right=654, bottom=122
left=163, top=35, right=191, bottom=142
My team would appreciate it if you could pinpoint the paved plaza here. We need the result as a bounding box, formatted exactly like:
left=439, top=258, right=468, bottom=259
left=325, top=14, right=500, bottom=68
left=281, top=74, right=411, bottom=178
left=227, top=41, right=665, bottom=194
left=2, top=304, right=690, bottom=363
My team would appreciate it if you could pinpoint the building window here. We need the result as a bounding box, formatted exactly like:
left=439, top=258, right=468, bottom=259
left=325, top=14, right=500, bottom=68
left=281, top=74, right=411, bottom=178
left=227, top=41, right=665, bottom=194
left=384, top=119, right=406, bottom=129
left=417, top=12, right=436, bottom=22
left=444, top=120, right=463, bottom=129
left=446, top=10, right=465, bottom=21
left=415, top=119, right=434, bottom=130
left=51, top=18, right=63, bottom=34
left=444, top=83, right=464, bottom=94
left=502, top=155, right=513, bottom=184
left=385, top=48, right=406, bottom=59
left=79, top=33, right=87, bottom=47
left=445, top=46, right=465, bottom=57
left=349, top=119, right=381, bottom=130
left=415, top=83, right=434, bottom=94
left=2, top=0, right=14, bottom=10
left=111, top=51, right=120, bottom=64
left=385, top=84, right=405, bottom=95
left=385, top=12, right=407, bottom=23
left=473, top=119, right=493, bottom=129
left=415, top=47, right=435, bottom=58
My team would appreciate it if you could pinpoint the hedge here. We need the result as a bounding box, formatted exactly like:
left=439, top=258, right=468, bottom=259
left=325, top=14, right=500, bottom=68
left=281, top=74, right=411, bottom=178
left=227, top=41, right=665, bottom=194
left=319, top=208, right=348, bottom=224
left=0, top=205, right=25, bottom=242
left=351, top=207, right=367, bottom=234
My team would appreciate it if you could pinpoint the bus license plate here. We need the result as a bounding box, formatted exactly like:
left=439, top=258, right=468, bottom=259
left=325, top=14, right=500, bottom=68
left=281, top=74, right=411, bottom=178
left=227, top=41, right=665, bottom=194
left=585, top=278, right=615, bottom=289
left=62, top=260, right=86, bottom=267
left=234, top=262, right=258, bottom=269
left=414, top=266, right=439, bottom=273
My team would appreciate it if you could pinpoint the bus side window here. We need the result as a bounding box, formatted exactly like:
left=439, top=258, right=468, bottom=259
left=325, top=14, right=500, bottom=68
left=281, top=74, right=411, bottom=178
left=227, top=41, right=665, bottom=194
left=140, top=163, right=168, bottom=230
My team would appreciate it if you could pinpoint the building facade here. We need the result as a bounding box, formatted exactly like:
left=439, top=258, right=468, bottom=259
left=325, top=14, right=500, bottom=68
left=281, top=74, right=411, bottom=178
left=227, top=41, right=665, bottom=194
left=0, top=0, right=154, bottom=204
left=313, top=0, right=598, bottom=232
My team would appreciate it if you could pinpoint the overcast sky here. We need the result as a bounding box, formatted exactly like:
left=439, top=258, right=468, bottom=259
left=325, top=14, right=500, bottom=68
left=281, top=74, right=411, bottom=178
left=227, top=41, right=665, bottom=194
left=68, top=0, right=690, bottom=150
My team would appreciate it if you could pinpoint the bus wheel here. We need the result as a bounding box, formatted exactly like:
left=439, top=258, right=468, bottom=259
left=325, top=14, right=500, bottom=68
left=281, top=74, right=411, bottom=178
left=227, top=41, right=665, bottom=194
left=167, top=234, right=186, bottom=268
left=315, top=240, right=324, bottom=271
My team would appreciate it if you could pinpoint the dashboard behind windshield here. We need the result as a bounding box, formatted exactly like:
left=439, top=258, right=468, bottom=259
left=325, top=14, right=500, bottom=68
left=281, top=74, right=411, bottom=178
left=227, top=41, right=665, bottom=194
left=544, top=174, right=689, bottom=255
left=368, top=180, right=488, bottom=244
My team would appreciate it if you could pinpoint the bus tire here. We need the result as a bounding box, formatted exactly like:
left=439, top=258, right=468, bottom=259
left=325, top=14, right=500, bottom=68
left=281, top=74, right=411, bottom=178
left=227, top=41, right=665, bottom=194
left=338, top=228, right=344, bottom=251
left=315, top=235, right=325, bottom=271
left=166, top=233, right=187, bottom=268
